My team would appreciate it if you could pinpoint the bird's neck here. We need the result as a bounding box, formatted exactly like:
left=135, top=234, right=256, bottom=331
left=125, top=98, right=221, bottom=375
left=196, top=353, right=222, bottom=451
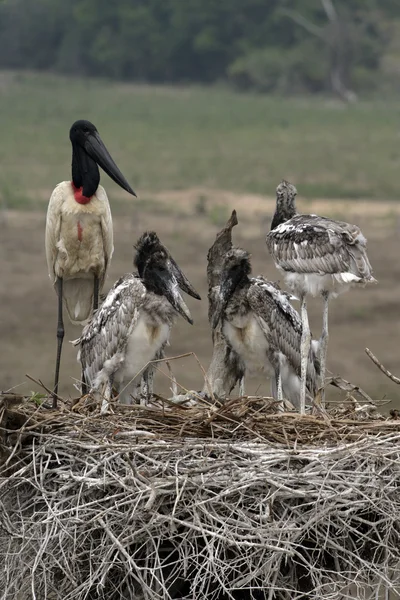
left=270, top=201, right=297, bottom=230
left=224, top=279, right=250, bottom=320
left=71, top=143, right=100, bottom=200
left=236, top=274, right=250, bottom=292
left=70, top=182, right=93, bottom=205
left=227, top=275, right=249, bottom=305
left=144, top=278, right=159, bottom=295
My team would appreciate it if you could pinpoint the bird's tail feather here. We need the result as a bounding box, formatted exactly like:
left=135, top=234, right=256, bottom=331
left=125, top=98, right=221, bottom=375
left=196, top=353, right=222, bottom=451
left=63, top=278, right=94, bottom=325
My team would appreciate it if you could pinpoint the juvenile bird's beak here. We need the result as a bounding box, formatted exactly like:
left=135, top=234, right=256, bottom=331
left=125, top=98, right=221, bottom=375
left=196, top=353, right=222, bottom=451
left=169, top=256, right=201, bottom=300
left=84, top=131, right=136, bottom=197
left=165, top=277, right=193, bottom=324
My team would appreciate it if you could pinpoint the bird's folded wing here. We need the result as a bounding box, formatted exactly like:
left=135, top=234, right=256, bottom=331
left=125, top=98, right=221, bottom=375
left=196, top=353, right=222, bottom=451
left=247, top=280, right=319, bottom=396
left=248, top=280, right=304, bottom=374
left=45, top=183, right=64, bottom=283
left=266, top=215, right=351, bottom=274
left=78, top=274, right=146, bottom=385
left=250, top=280, right=320, bottom=394
left=97, top=185, right=114, bottom=289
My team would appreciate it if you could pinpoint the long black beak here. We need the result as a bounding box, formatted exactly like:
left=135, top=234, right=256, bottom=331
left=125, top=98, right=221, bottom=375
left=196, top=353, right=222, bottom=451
left=163, top=272, right=193, bottom=324
left=169, top=256, right=201, bottom=300
left=84, top=132, right=137, bottom=197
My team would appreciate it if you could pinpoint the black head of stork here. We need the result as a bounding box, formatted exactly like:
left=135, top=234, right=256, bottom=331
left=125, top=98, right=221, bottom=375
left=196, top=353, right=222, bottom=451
left=69, top=119, right=136, bottom=198
left=134, top=231, right=194, bottom=324
left=211, top=247, right=251, bottom=329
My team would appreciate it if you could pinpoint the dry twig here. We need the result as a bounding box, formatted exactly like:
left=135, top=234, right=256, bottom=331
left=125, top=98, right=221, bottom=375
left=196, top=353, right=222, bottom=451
left=365, top=348, right=400, bottom=384
left=0, top=395, right=399, bottom=599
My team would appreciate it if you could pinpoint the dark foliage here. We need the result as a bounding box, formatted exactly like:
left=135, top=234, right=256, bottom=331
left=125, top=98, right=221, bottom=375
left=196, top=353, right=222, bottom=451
left=0, top=0, right=399, bottom=94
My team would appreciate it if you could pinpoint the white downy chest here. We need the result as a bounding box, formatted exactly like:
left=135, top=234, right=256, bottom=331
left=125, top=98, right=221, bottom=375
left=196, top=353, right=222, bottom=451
left=115, top=313, right=170, bottom=385
left=223, top=314, right=273, bottom=375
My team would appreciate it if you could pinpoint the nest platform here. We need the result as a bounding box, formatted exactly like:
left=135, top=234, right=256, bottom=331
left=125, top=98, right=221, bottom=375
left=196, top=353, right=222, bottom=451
left=1, top=393, right=400, bottom=599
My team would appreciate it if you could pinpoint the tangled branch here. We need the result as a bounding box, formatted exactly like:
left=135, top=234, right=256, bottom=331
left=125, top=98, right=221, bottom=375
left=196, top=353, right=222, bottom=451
left=1, top=396, right=400, bottom=599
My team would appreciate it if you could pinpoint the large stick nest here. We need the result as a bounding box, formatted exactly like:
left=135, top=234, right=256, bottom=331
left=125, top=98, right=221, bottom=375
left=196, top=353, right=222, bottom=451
left=1, top=393, right=400, bottom=599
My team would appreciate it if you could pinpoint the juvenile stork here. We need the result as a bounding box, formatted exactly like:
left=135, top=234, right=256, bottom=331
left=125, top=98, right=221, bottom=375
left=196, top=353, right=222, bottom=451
left=211, top=247, right=320, bottom=410
left=77, top=231, right=195, bottom=407
left=266, top=180, right=376, bottom=411
left=45, top=120, right=136, bottom=405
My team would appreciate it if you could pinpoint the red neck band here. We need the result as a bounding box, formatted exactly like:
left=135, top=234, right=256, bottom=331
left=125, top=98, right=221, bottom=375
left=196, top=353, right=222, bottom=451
left=71, top=181, right=93, bottom=204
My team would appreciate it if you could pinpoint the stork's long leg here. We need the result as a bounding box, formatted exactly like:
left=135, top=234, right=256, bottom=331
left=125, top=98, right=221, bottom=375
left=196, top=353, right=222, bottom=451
left=141, top=365, right=154, bottom=402
left=239, top=376, right=245, bottom=397
left=81, top=371, right=88, bottom=396
left=52, top=277, right=64, bottom=409
left=276, top=370, right=283, bottom=402
left=269, top=367, right=285, bottom=411
left=101, top=374, right=114, bottom=414
left=319, top=291, right=330, bottom=406
left=93, top=276, right=100, bottom=312
left=300, top=294, right=311, bottom=415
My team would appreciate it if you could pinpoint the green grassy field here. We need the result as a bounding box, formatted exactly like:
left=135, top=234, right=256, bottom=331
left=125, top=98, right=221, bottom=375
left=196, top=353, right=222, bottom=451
left=0, top=70, right=399, bottom=206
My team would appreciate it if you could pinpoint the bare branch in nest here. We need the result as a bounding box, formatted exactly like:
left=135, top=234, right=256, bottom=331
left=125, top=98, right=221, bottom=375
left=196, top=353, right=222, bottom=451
left=365, top=348, right=400, bottom=385
left=1, top=396, right=400, bottom=600
left=25, top=373, right=65, bottom=406
left=327, top=372, right=374, bottom=403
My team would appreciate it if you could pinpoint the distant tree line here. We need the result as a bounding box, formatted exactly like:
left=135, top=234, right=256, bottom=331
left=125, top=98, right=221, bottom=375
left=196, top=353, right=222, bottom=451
left=0, top=0, right=399, bottom=97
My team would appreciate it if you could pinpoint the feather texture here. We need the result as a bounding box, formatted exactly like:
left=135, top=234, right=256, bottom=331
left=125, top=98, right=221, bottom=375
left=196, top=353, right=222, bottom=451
left=76, top=231, right=194, bottom=405
left=77, top=273, right=178, bottom=404
left=267, top=203, right=376, bottom=297
left=215, top=248, right=319, bottom=408
left=45, top=181, right=113, bottom=323
left=248, top=277, right=319, bottom=399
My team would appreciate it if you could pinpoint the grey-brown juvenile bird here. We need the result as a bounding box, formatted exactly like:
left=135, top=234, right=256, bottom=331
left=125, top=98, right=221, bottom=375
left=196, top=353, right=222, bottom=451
left=266, top=180, right=376, bottom=411
left=212, top=247, right=320, bottom=409
left=77, top=231, right=198, bottom=407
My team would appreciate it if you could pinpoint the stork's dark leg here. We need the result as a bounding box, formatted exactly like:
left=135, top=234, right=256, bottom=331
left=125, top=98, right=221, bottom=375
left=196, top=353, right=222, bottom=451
left=52, top=277, right=64, bottom=409
left=93, top=276, right=100, bottom=311
left=319, top=291, right=330, bottom=406
left=81, top=370, right=88, bottom=396
left=300, top=294, right=311, bottom=415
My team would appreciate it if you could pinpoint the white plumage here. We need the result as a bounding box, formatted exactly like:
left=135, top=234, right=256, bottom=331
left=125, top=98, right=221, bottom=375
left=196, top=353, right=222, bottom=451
left=46, top=119, right=136, bottom=405
left=45, top=181, right=113, bottom=323
left=222, top=312, right=273, bottom=377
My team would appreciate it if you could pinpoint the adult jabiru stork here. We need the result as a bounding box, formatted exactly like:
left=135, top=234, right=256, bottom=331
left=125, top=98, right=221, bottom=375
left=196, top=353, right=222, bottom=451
left=45, top=119, right=136, bottom=407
